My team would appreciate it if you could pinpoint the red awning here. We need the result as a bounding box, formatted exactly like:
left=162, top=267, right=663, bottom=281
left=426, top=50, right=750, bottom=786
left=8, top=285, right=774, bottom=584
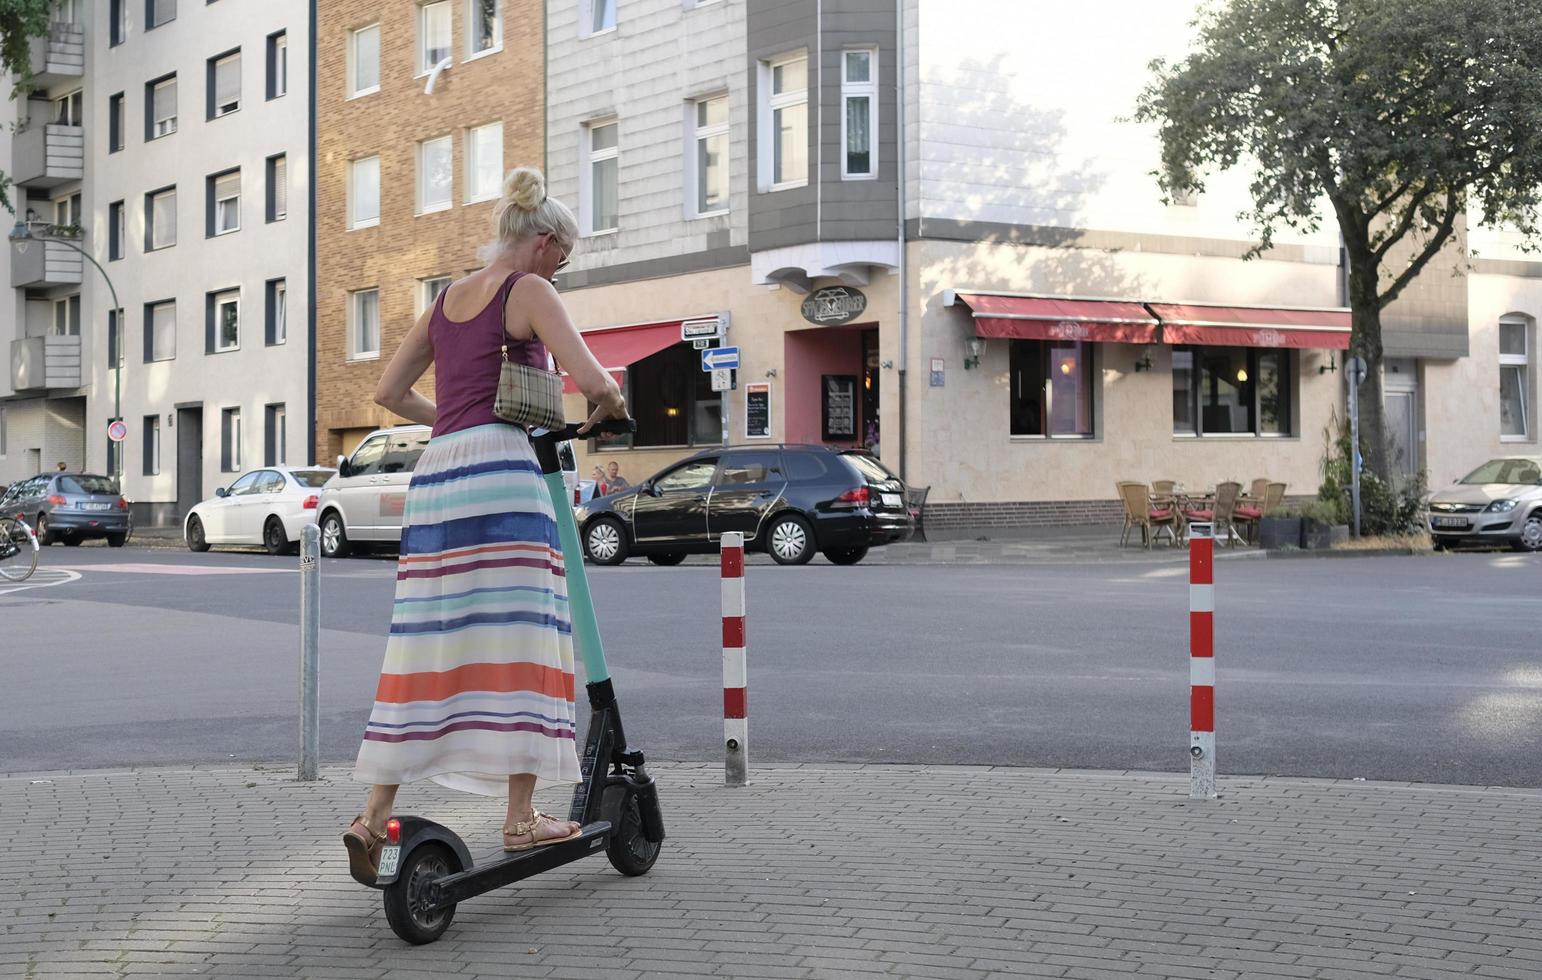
left=953, top=293, right=1160, bottom=344
left=561, top=320, right=684, bottom=394
left=1150, top=303, right=1351, bottom=350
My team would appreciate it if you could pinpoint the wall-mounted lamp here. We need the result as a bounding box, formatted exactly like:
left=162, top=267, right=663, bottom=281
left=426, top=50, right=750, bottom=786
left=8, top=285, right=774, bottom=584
left=963, top=337, right=985, bottom=370
left=1133, top=348, right=1154, bottom=372
left=1318, top=352, right=1338, bottom=375
left=664, top=406, right=680, bottom=418
left=1235, top=367, right=1249, bottom=384
left=880, top=360, right=894, bottom=370
left=764, top=368, right=777, bottom=378
left=167, top=413, right=174, bottom=428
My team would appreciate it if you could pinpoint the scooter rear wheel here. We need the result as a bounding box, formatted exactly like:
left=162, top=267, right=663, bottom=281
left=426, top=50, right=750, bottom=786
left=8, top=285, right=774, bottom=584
left=602, top=784, right=662, bottom=876
left=383, top=843, right=459, bottom=944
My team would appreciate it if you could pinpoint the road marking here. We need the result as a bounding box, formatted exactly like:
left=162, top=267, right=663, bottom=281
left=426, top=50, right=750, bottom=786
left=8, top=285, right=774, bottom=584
left=52, top=562, right=290, bottom=576
left=0, top=568, right=82, bottom=596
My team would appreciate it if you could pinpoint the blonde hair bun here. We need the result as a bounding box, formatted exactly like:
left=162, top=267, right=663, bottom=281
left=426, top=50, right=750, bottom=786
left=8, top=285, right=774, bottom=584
left=504, top=167, right=546, bottom=211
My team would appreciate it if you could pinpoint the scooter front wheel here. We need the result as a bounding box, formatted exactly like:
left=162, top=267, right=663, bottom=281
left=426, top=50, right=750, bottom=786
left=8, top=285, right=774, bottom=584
left=602, top=784, right=662, bottom=876
left=383, top=843, right=459, bottom=944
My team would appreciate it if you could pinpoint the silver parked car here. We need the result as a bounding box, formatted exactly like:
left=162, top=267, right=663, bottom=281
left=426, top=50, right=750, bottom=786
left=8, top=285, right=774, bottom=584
left=1428, top=456, right=1542, bottom=551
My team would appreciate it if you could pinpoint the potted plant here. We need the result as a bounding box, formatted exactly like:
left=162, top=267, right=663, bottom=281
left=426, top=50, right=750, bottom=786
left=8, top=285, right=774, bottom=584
left=1257, top=509, right=1304, bottom=550
left=1298, top=499, right=1349, bottom=549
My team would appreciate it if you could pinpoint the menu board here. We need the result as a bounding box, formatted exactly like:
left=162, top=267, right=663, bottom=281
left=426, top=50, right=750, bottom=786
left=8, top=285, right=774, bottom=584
left=821, top=375, right=858, bottom=442
left=745, top=383, right=771, bottom=439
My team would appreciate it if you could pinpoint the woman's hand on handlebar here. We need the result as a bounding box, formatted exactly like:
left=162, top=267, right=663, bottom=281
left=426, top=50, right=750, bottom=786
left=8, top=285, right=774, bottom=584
left=577, top=389, right=629, bottom=436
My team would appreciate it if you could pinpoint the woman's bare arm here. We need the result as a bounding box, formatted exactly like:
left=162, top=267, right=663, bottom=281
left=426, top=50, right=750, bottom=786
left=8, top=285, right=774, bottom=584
left=374, top=309, right=437, bottom=427
left=509, top=275, right=627, bottom=431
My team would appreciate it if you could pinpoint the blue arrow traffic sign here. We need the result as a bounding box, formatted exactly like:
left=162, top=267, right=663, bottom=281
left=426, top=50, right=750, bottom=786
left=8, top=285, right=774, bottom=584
left=702, top=346, right=740, bottom=371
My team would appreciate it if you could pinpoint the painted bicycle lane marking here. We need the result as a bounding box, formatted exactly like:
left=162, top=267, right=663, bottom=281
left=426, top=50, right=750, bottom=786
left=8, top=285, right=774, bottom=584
left=0, top=568, right=82, bottom=596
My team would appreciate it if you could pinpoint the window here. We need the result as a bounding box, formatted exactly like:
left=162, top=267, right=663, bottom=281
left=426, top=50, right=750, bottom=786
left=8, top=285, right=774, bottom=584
left=108, top=202, right=125, bottom=261
left=609, top=343, right=722, bottom=447
left=418, top=1, right=451, bottom=75
left=108, top=308, right=126, bottom=367
left=350, top=156, right=380, bottom=228
left=108, top=93, right=124, bottom=152
left=53, top=90, right=83, bottom=127
left=418, top=135, right=453, bottom=213
left=147, top=0, right=175, bottom=29
left=348, top=434, right=387, bottom=476
left=53, top=192, right=80, bottom=230
left=110, top=0, right=127, bottom=46
left=266, top=278, right=287, bottom=345
left=420, top=276, right=452, bottom=314
left=656, top=460, right=718, bottom=492
left=350, top=288, right=380, bottom=359
left=221, top=407, right=241, bottom=472
left=583, top=119, right=618, bottom=234
left=208, top=169, right=240, bottom=236
left=266, top=31, right=288, bottom=100
left=146, top=186, right=176, bottom=250
left=349, top=24, right=381, bottom=98
left=1172, top=347, right=1294, bottom=436
left=57, top=0, right=82, bottom=24
left=266, top=154, right=287, bottom=222
left=147, top=75, right=177, bottom=139
left=145, top=300, right=176, bottom=362
left=467, top=122, right=503, bottom=203
left=209, top=51, right=241, bottom=118
left=841, top=49, right=877, bottom=178
left=1500, top=318, right=1530, bottom=440
left=761, top=54, right=808, bottom=189
left=265, top=404, right=286, bottom=466
left=1009, top=341, right=1095, bottom=437
left=584, top=0, right=616, bottom=36
left=690, top=96, right=729, bottom=217
left=51, top=296, right=81, bottom=337
left=715, top=452, right=783, bottom=486
left=208, top=289, right=240, bottom=353
left=143, top=416, right=161, bottom=476
left=469, top=0, right=501, bottom=55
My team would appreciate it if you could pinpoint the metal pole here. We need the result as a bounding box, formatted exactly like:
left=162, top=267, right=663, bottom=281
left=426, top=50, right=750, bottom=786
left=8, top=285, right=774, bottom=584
left=1349, top=376, right=1362, bottom=538
left=1189, top=522, right=1216, bottom=800
left=299, top=522, right=320, bottom=781
left=721, top=531, right=748, bottom=786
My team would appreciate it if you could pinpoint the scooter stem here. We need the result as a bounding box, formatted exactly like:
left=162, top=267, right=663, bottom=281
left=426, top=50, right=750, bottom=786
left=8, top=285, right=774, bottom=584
left=542, top=469, right=610, bottom=685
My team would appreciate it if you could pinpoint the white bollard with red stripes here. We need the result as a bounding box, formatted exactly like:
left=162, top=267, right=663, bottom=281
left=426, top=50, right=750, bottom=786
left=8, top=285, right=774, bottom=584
left=1189, top=522, right=1216, bottom=800
left=721, top=532, right=748, bottom=786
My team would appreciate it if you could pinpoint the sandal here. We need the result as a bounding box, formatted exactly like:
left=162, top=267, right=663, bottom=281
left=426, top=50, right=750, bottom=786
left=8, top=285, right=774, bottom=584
left=343, top=814, right=388, bottom=885
left=502, top=810, right=582, bottom=852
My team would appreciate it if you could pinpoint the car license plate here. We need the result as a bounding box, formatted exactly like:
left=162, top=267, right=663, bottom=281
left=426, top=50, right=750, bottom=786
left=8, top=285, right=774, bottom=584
left=377, top=845, right=400, bottom=878
left=81, top=502, right=110, bottom=511
left=1432, top=516, right=1467, bottom=529
left=881, top=493, right=903, bottom=509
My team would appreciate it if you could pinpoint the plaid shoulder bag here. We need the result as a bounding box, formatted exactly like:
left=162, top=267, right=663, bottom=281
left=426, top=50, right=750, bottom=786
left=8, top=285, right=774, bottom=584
left=492, top=274, right=564, bottom=430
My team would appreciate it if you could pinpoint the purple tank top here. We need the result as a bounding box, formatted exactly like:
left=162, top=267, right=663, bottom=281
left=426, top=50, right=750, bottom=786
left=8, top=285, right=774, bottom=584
left=430, top=272, right=551, bottom=438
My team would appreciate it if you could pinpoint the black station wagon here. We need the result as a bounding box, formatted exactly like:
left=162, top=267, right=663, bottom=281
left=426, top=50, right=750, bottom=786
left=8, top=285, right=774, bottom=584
left=575, top=445, right=913, bottom=566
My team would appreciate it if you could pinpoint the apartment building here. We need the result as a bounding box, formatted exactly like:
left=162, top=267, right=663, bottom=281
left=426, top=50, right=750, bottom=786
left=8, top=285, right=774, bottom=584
left=314, top=0, right=543, bottom=463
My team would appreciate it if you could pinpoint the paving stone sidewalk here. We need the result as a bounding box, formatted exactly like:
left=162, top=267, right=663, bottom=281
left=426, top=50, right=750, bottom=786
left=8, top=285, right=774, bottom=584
left=3, top=763, right=1539, bottom=979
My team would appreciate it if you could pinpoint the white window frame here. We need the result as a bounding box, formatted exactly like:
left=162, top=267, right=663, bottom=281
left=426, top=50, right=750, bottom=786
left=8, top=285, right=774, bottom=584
left=150, top=301, right=177, bottom=361
left=419, top=276, right=453, bottom=316
left=271, top=154, right=288, bottom=220
left=581, top=118, right=618, bottom=236
left=686, top=94, right=730, bottom=219
left=273, top=280, right=287, bottom=345
left=417, top=1, right=452, bottom=77
left=349, top=155, right=380, bottom=229
left=222, top=407, right=242, bottom=472
left=467, top=0, right=503, bottom=58
left=152, top=77, right=177, bottom=137
left=52, top=89, right=83, bottom=127
left=581, top=0, right=617, bottom=38
left=348, top=23, right=381, bottom=99
left=149, top=188, right=177, bottom=250
left=51, top=295, right=81, bottom=336
left=273, top=405, right=287, bottom=465
left=350, top=288, right=381, bottom=361
left=1500, top=316, right=1530, bottom=442
left=840, top=48, right=878, bottom=180
left=418, top=135, right=454, bottom=214
left=212, top=52, right=241, bottom=118
left=466, top=121, right=503, bottom=204
left=273, top=33, right=289, bottom=98
left=759, top=53, right=808, bottom=192
left=146, top=416, right=161, bottom=475
left=213, top=171, right=241, bottom=235
left=213, top=289, right=241, bottom=353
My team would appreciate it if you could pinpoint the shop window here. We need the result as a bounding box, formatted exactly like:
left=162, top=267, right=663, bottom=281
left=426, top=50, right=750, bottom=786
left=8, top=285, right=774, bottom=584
left=1500, top=317, right=1531, bottom=440
left=1009, top=340, right=1095, bottom=437
left=1172, top=347, right=1293, bottom=436
left=591, top=343, right=721, bottom=448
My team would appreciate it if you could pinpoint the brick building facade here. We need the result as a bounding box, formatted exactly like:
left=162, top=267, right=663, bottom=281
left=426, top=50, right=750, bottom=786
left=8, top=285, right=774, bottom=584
left=314, top=0, right=543, bottom=462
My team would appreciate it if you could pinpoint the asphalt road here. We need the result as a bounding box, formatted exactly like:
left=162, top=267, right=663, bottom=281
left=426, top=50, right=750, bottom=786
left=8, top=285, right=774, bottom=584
left=3, top=544, right=1539, bottom=786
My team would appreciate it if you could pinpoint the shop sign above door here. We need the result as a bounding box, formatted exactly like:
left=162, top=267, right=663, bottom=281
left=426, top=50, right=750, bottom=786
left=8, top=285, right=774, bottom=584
left=800, top=286, right=867, bottom=326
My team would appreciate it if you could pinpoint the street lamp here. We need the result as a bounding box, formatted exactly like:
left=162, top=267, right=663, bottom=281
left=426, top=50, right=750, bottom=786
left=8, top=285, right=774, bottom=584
left=9, top=217, right=124, bottom=486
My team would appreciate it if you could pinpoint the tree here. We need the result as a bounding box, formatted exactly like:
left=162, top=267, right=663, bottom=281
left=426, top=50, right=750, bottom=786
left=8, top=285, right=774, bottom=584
left=1135, top=0, right=1542, bottom=481
left=0, top=0, right=60, bottom=216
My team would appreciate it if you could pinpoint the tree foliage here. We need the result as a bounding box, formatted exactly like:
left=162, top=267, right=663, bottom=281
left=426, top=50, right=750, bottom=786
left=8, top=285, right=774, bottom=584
left=0, top=0, right=58, bottom=215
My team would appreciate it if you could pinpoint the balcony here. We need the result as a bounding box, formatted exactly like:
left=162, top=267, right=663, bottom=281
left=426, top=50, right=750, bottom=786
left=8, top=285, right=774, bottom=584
left=11, top=122, right=84, bottom=189
left=12, top=239, right=83, bottom=289
left=26, top=23, right=85, bottom=89
left=11, top=335, right=81, bottom=391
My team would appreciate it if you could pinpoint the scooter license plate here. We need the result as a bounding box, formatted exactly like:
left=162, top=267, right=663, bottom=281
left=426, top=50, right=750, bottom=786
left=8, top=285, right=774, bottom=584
left=377, top=845, right=401, bottom=878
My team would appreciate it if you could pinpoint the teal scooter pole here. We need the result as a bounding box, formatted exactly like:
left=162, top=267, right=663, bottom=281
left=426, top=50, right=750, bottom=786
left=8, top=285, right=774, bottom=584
left=543, top=465, right=610, bottom=685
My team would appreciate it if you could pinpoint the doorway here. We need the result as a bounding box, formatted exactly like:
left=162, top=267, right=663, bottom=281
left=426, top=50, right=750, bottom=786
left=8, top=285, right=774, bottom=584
left=1383, top=358, right=1419, bottom=482
left=175, top=407, right=204, bottom=521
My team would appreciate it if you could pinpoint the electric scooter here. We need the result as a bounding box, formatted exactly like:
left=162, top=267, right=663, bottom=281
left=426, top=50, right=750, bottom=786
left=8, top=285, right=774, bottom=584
left=364, top=418, right=665, bottom=945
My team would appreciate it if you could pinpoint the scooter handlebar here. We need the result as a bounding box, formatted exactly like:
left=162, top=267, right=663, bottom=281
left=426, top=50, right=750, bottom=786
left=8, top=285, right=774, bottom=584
left=532, top=418, right=637, bottom=445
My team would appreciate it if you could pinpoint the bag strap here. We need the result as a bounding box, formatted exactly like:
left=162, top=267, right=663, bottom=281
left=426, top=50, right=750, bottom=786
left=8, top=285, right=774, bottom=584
left=498, top=271, right=526, bottom=363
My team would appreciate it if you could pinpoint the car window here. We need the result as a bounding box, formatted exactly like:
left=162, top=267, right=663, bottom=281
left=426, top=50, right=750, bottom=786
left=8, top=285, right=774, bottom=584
left=349, top=435, right=388, bottom=477
left=655, top=460, right=718, bottom=493
left=59, top=475, right=118, bottom=495
left=290, top=469, right=334, bottom=488
left=1461, top=458, right=1542, bottom=485
left=842, top=452, right=899, bottom=485
left=380, top=431, right=431, bottom=473
left=784, top=452, right=829, bottom=481
left=227, top=472, right=263, bottom=495
left=258, top=471, right=287, bottom=493
left=714, top=452, right=784, bottom=487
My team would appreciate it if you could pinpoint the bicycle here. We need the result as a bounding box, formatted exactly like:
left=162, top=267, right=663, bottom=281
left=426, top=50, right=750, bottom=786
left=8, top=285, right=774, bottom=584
left=0, top=514, right=40, bottom=582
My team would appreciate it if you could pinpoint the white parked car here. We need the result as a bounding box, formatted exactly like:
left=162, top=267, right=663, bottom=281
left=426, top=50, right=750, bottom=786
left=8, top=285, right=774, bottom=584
left=184, top=466, right=337, bottom=555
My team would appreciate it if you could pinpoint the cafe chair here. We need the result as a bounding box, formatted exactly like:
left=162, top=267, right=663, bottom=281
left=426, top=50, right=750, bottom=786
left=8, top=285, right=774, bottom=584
left=1118, top=481, right=1179, bottom=549
left=1183, top=481, right=1243, bottom=547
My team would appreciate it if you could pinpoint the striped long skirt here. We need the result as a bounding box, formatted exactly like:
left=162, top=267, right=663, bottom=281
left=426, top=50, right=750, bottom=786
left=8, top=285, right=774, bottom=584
left=352, top=423, right=581, bottom=797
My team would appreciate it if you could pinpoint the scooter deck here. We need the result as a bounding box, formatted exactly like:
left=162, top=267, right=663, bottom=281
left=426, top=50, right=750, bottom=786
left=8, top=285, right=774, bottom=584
left=424, top=821, right=612, bottom=909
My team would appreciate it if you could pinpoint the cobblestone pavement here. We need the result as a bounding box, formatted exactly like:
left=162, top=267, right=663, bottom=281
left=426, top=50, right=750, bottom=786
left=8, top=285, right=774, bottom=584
left=3, top=762, right=1538, bottom=979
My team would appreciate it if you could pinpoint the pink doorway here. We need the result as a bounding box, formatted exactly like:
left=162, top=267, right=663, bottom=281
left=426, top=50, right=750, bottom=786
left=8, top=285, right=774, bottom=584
left=784, top=324, right=879, bottom=449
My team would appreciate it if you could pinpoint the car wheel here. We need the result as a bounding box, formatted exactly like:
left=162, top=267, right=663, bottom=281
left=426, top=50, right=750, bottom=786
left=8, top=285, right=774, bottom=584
left=765, top=514, right=815, bottom=565
left=1514, top=514, right=1542, bottom=553
left=106, top=533, right=127, bottom=548
left=823, top=546, right=869, bottom=566
left=263, top=517, right=289, bottom=557
left=186, top=516, right=210, bottom=553
left=35, top=514, right=52, bottom=546
left=646, top=552, right=686, bottom=566
left=320, top=512, right=352, bottom=559
left=584, top=518, right=628, bottom=565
